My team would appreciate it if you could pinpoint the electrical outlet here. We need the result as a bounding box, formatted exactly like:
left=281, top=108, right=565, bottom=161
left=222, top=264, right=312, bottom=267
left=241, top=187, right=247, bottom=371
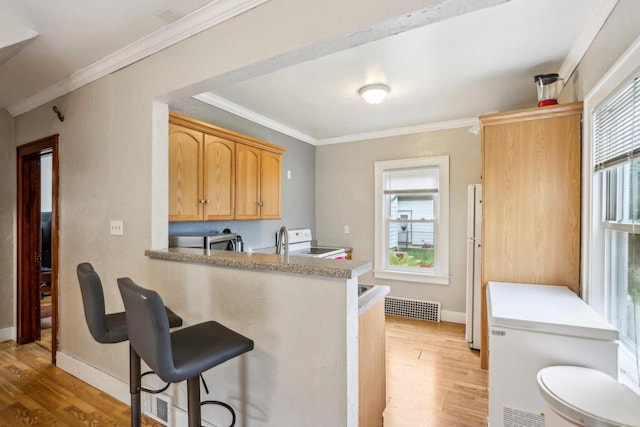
left=110, top=220, right=124, bottom=236
left=344, top=225, right=350, bottom=234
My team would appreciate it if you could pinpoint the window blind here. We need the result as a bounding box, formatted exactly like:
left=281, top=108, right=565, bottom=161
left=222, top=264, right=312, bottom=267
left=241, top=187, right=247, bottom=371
left=594, top=77, right=640, bottom=170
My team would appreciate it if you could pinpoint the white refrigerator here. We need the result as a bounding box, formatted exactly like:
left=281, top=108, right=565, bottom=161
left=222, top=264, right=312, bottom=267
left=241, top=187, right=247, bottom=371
left=465, top=184, right=482, bottom=350
left=487, top=281, right=618, bottom=427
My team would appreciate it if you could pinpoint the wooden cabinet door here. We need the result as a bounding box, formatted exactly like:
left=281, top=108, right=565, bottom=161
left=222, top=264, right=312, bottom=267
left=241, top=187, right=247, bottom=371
left=260, top=150, right=282, bottom=219
left=203, top=135, right=235, bottom=220
left=359, top=299, right=386, bottom=427
left=480, top=102, right=582, bottom=368
left=235, top=143, right=261, bottom=220
left=169, top=123, right=203, bottom=221
left=482, top=107, right=581, bottom=291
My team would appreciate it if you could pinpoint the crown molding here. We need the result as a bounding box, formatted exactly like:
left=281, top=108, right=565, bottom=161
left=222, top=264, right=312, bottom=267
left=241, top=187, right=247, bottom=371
left=7, top=0, right=270, bottom=117
left=195, top=91, right=478, bottom=146
left=193, top=92, right=318, bottom=144
left=315, top=117, right=479, bottom=145
left=558, top=0, right=618, bottom=82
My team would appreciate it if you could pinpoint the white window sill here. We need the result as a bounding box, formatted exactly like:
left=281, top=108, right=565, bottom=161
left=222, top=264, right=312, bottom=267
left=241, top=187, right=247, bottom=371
left=373, top=269, right=449, bottom=285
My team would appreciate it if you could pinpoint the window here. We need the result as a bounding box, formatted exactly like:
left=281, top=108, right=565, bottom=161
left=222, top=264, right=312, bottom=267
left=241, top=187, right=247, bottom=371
left=374, top=156, right=449, bottom=284
left=590, top=74, right=640, bottom=390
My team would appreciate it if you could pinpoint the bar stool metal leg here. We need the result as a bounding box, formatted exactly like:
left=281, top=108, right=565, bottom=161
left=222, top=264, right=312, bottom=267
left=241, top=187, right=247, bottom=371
left=187, top=376, right=201, bottom=427
left=130, top=345, right=142, bottom=427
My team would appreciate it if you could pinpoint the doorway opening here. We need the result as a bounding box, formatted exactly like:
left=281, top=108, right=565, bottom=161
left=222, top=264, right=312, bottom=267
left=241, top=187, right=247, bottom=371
left=17, top=135, right=59, bottom=364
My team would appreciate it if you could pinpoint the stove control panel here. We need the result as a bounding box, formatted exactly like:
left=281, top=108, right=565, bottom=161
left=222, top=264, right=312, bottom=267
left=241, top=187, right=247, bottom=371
left=287, top=228, right=312, bottom=244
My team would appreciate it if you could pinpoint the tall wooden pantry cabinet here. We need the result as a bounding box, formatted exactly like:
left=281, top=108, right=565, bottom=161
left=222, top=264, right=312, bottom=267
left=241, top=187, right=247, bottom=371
left=479, top=102, right=583, bottom=368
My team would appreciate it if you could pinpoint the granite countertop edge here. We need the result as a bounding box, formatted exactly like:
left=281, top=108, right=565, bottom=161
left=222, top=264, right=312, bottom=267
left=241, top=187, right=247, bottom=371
left=145, top=248, right=372, bottom=279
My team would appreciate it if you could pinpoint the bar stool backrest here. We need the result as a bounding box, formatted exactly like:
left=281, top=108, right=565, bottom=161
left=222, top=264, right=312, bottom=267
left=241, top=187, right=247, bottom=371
left=117, top=277, right=175, bottom=383
left=77, top=263, right=111, bottom=343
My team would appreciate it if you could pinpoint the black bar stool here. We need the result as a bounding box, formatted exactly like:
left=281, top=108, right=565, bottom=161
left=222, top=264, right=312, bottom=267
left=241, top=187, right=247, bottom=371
left=117, top=277, right=254, bottom=427
left=77, top=263, right=183, bottom=427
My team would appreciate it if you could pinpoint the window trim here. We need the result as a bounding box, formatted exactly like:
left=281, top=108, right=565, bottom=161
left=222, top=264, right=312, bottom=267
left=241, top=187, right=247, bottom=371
left=584, top=34, right=640, bottom=311
left=584, top=34, right=640, bottom=393
left=374, top=156, right=450, bottom=285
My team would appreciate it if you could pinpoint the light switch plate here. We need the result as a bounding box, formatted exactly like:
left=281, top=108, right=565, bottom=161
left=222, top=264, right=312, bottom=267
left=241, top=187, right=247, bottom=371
left=110, top=220, right=124, bottom=236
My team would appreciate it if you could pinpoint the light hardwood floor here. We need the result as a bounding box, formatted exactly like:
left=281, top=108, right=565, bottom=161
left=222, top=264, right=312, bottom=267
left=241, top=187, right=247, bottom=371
left=384, top=315, right=488, bottom=426
left=0, top=340, right=163, bottom=426
left=0, top=316, right=486, bottom=426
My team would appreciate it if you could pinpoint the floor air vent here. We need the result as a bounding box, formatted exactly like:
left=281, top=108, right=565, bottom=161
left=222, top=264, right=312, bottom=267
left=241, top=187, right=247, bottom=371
left=385, top=296, right=441, bottom=322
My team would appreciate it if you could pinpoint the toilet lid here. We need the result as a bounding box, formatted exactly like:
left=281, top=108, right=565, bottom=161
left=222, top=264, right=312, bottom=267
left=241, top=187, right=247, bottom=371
left=537, top=366, right=640, bottom=427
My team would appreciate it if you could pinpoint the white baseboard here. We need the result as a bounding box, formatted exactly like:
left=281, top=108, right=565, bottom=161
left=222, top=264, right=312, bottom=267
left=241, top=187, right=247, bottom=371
left=56, top=351, right=130, bottom=404
left=0, top=327, right=15, bottom=342
left=440, top=310, right=466, bottom=324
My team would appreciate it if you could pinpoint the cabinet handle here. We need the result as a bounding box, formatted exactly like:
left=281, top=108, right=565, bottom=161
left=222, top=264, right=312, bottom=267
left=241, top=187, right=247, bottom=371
left=258, top=201, right=264, bottom=207
left=204, top=199, right=210, bottom=204
left=200, top=199, right=205, bottom=204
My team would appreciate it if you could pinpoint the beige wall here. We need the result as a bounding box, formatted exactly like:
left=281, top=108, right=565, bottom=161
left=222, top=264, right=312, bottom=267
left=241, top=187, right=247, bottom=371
left=315, top=128, right=481, bottom=315
left=0, top=108, right=14, bottom=330
left=561, top=0, right=640, bottom=103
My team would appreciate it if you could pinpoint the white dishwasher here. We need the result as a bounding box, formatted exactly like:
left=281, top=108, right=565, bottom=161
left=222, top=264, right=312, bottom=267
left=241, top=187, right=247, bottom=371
left=487, top=281, right=618, bottom=427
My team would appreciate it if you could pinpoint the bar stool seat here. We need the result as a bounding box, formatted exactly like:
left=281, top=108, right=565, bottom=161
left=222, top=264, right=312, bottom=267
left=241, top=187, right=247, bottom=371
left=77, top=262, right=183, bottom=427
left=117, top=277, right=254, bottom=427
left=169, top=322, right=252, bottom=383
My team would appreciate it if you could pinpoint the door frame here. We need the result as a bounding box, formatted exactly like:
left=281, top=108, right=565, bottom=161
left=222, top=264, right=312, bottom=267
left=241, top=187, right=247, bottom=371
left=17, top=134, right=59, bottom=363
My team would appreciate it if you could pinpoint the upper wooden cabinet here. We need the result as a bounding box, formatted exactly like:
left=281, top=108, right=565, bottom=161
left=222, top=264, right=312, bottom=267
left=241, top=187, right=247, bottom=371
left=169, top=123, right=204, bottom=221
left=203, top=135, right=235, bottom=220
left=479, top=102, right=583, bottom=368
left=260, top=150, right=283, bottom=219
left=235, top=143, right=261, bottom=220
left=168, top=112, right=285, bottom=222
left=235, top=143, right=283, bottom=220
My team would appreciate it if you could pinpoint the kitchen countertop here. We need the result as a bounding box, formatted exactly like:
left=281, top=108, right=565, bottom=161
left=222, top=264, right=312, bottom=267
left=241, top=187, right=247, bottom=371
left=145, top=247, right=371, bottom=279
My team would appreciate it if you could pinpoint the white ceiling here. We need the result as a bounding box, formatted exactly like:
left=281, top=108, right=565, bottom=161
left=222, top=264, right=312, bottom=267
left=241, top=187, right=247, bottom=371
left=0, top=0, right=267, bottom=116
left=199, top=0, right=617, bottom=144
left=0, top=0, right=618, bottom=144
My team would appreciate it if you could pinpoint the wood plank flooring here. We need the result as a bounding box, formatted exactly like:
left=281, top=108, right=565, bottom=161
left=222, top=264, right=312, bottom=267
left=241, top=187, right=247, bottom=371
left=0, top=316, right=486, bottom=426
left=384, top=315, right=488, bottom=426
left=0, top=340, right=163, bottom=426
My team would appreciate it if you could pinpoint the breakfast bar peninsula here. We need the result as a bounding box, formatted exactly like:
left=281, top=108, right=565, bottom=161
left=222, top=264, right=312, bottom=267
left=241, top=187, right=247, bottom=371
left=145, top=247, right=379, bottom=427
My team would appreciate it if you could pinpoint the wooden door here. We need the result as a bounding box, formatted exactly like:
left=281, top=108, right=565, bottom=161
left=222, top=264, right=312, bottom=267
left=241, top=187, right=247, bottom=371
left=480, top=102, right=582, bottom=368
left=235, top=143, right=261, bottom=220
left=168, top=123, right=203, bottom=221
left=203, top=135, right=235, bottom=220
left=17, top=153, right=41, bottom=344
left=260, top=150, right=282, bottom=219
left=17, top=134, right=59, bottom=364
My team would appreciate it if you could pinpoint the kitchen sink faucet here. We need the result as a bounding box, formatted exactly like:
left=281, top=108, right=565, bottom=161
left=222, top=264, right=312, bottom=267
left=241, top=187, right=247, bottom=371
left=276, top=225, right=288, bottom=255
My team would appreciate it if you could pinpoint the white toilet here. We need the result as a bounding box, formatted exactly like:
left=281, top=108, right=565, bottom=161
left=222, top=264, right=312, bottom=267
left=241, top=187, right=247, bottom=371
left=537, top=366, right=640, bottom=427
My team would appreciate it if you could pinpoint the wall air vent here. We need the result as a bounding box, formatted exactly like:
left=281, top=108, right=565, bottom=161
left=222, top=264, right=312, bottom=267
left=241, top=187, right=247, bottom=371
left=385, top=296, right=441, bottom=322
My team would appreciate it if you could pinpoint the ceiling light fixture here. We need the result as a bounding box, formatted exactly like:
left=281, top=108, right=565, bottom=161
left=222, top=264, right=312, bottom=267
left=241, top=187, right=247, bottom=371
left=358, top=83, right=391, bottom=105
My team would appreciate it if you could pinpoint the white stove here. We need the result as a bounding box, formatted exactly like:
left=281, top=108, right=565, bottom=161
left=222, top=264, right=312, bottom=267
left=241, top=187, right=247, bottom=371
left=285, top=229, right=346, bottom=259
